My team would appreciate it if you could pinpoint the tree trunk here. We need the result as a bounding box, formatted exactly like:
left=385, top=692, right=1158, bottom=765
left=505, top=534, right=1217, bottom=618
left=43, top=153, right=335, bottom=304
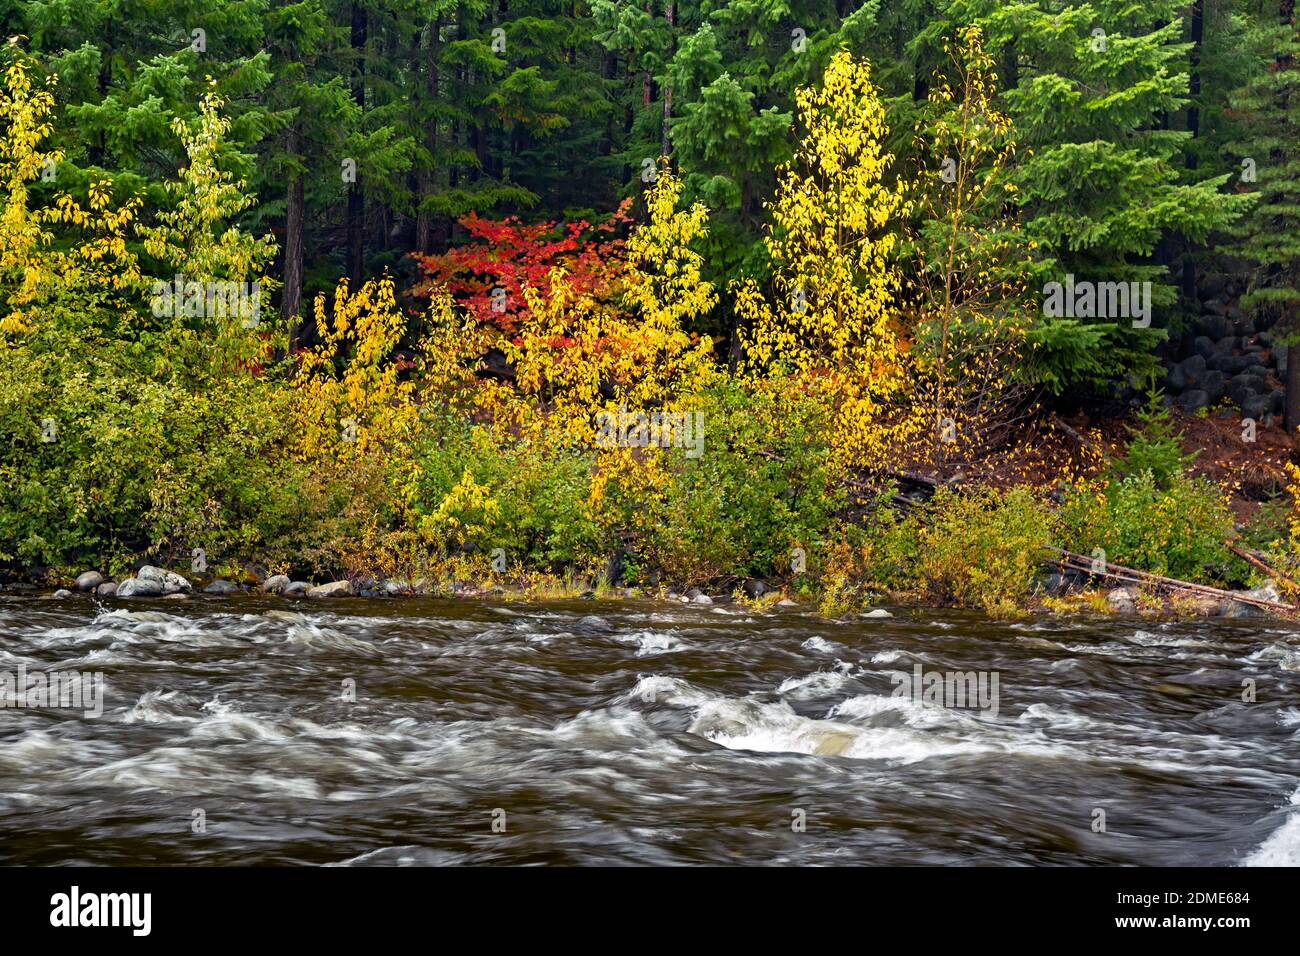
left=280, top=125, right=305, bottom=345
left=1288, top=341, right=1300, bottom=435
left=347, top=1, right=367, bottom=283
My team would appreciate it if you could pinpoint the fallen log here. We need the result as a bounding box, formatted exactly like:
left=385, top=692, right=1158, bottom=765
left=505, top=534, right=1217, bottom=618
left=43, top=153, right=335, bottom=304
left=1045, top=546, right=1300, bottom=618
left=1226, top=543, right=1300, bottom=596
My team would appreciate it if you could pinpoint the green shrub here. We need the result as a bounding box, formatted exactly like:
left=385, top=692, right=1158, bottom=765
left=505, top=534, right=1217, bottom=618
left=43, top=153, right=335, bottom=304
left=1057, top=472, right=1240, bottom=583
left=915, top=487, right=1054, bottom=615
left=409, top=415, right=607, bottom=569
left=628, top=379, right=845, bottom=586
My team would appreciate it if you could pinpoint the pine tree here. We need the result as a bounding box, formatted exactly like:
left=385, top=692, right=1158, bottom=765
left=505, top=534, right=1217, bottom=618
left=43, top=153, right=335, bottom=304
left=1226, top=0, right=1300, bottom=431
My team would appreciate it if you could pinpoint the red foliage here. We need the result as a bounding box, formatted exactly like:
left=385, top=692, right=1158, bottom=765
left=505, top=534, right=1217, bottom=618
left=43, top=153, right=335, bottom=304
left=408, top=201, right=634, bottom=333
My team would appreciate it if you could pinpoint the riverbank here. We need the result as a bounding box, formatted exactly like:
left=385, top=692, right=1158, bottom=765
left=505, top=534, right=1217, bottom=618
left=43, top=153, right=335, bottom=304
left=3, top=560, right=1293, bottom=624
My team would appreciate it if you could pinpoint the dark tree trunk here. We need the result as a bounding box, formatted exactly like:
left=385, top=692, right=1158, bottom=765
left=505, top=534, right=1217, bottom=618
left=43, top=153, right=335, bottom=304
left=1288, top=342, right=1300, bottom=435
left=280, top=126, right=305, bottom=344
left=347, top=1, right=367, bottom=283
left=1188, top=0, right=1203, bottom=144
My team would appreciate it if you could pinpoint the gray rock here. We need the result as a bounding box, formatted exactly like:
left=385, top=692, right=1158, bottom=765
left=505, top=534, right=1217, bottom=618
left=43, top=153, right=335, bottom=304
left=1204, top=299, right=1228, bottom=316
left=51, top=589, right=72, bottom=599
left=862, top=608, right=893, bottom=618
left=1224, top=583, right=1280, bottom=619
left=262, top=574, right=290, bottom=594
left=1192, top=335, right=1215, bottom=358
left=1258, top=330, right=1273, bottom=347
left=1175, top=389, right=1209, bottom=411
left=202, top=580, right=239, bottom=595
left=1199, top=314, right=1229, bottom=340
left=117, top=577, right=163, bottom=598
left=1166, top=362, right=1188, bottom=391
left=777, top=599, right=798, bottom=607
left=95, top=582, right=117, bottom=598
left=1107, top=587, right=1137, bottom=615
left=742, top=579, right=769, bottom=598
left=136, top=565, right=191, bottom=594
left=307, top=580, right=354, bottom=598
left=1228, top=374, right=1267, bottom=406
left=1202, top=370, right=1226, bottom=404
left=75, top=570, right=104, bottom=592
left=1242, top=394, right=1270, bottom=421
left=284, top=580, right=312, bottom=596
left=1213, top=355, right=1252, bottom=376
left=1181, top=353, right=1207, bottom=379
left=1215, top=335, right=1238, bottom=354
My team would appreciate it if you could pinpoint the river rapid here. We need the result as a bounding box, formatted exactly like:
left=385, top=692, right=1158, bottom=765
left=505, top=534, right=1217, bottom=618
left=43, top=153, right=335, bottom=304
left=1, top=596, right=1298, bottom=866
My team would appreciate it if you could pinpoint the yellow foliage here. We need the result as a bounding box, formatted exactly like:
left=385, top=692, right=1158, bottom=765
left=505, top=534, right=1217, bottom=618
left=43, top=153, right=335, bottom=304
left=0, top=52, right=142, bottom=333
left=295, top=276, right=419, bottom=495
left=735, top=50, right=914, bottom=473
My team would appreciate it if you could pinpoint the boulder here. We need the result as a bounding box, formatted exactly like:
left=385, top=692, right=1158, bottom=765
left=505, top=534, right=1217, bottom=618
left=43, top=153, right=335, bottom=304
left=95, top=582, right=117, bottom=598
left=137, top=565, right=191, bottom=594
left=284, top=580, right=312, bottom=596
left=1201, top=370, right=1226, bottom=404
left=74, top=570, right=104, bottom=592
left=1175, top=389, right=1209, bottom=411
left=1199, top=314, right=1229, bottom=340
left=117, top=577, right=163, bottom=598
left=862, top=608, right=894, bottom=619
left=1106, top=587, right=1137, bottom=615
left=1227, top=374, right=1267, bottom=407
left=202, top=580, right=239, bottom=595
left=1213, top=354, right=1252, bottom=376
left=306, top=580, right=354, bottom=599
left=51, top=589, right=72, bottom=599
left=1192, top=335, right=1216, bottom=359
left=262, top=574, right=290, bottom=594
left=1242, top=394, right=1270, bottom=421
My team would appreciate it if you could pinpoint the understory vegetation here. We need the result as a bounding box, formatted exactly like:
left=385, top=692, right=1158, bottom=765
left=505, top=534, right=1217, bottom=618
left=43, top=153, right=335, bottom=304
left=3, top=4, right=1300, bottom=618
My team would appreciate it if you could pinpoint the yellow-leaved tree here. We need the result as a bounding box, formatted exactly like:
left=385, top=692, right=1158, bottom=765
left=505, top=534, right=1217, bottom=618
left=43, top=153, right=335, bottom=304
left=0, top=50, right=141, bottom=333
left=138, top=82, right=279, bottom=372
left=735, top=50, right=913, bottom=473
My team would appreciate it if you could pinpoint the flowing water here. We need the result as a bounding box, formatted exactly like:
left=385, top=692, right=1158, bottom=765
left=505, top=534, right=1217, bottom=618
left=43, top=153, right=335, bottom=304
left=1, top=596, right=1298, bottom=866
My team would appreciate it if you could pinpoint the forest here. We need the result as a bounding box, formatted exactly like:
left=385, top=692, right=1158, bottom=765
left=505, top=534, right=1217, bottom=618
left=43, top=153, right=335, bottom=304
left=2, top=0, right=1300, bottom=616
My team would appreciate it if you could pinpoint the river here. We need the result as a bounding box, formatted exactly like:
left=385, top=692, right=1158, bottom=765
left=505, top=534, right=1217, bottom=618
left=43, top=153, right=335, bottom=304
left=1, top=597, right=1298, bottom=865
